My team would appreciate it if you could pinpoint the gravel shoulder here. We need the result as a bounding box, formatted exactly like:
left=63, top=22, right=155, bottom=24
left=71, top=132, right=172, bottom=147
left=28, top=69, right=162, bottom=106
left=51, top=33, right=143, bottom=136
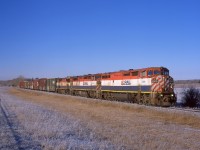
left=2, top=87, right=200, bottom=149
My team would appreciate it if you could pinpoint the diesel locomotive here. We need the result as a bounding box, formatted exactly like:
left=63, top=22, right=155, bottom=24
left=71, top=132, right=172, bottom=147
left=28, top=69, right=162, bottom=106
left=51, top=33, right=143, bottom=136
left=19, top=67, right=176, bottom=106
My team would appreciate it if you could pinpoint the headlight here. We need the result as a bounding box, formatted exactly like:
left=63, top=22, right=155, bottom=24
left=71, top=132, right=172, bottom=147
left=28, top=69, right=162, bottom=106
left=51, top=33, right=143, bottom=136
left=171, top=94, right=174, bottom=97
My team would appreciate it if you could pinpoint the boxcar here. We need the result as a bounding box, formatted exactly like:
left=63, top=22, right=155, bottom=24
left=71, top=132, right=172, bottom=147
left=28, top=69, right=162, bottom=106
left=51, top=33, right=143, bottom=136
left=46, top=78, right=58, bottom=92
left=33, top=79, right=39, bottom=90
left=38, top=78, right=47, bottom=91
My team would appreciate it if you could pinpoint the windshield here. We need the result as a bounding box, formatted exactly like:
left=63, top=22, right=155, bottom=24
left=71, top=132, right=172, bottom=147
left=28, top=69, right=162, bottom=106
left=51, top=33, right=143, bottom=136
left=154, top=70, right=160, bottom=75
left=162, top=69, right=169, bottom=75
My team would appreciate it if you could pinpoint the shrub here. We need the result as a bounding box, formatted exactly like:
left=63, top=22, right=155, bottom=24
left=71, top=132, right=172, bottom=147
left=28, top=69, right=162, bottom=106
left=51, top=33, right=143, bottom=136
left=182, top=87, right=200, bottom=107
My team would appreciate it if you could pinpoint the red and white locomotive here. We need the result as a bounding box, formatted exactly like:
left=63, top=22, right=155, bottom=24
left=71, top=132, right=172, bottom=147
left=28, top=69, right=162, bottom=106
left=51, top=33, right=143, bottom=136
left=19, top=67, right=176, bottom=107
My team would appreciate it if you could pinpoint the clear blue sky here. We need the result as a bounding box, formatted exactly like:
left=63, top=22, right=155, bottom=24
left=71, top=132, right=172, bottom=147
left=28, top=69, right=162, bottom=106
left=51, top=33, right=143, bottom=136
left=0, top=0, right=199, bottom=80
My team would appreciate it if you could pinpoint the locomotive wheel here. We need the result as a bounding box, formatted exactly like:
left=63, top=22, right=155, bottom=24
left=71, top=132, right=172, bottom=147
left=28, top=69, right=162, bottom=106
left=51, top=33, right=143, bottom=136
left=108, top=93, right=113, bottom=101
left=159, top=99, right=163, bottom=106
left=65, top=89, right=70, bottom=95
left=86, top=91, right=90, bottom=98
left=90, top=91, right=96, bottom=98
left=104, top=93, right=116, bottom=101
left=135, top=93, right=141, bottom=104
left=103, top=93, right=108, bottom=100
left=111, top=93, right=117, bottom=101
left=128, top=93, right=136, bottom=103
left=96, top=91, right=102, bottom=99
left=138, top=94, right=144, bottom=104
left=102, top=92, right=109, bottom=100
left=74, top=91, right=78, bottom=96
left=143, top=94, right=151, bottom=105
left=132, top=94, right=138, bottom=103
left=61, top=89, right=65, bottom=94
left=141, top=94, right=146, bottom=105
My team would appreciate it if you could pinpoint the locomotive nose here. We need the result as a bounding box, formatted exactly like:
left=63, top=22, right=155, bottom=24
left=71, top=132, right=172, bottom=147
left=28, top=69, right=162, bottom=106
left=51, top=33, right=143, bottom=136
left=164, top=76, right=174, bottom=92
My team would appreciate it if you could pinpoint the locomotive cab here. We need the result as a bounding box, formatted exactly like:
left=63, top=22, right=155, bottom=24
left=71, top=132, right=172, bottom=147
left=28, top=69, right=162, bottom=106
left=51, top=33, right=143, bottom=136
left=150, top=67, right=176, bottom=106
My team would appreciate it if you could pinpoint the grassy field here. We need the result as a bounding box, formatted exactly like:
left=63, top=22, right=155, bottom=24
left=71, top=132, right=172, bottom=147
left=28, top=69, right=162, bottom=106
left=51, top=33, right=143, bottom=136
left=9, top=88, right=200, bottom=149
left=1, top=87, right=115, bottom=149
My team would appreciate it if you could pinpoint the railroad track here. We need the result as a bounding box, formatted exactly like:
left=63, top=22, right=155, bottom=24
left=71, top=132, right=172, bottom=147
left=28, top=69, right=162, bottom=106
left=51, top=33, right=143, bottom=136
left=167, top=107, right=200, bottom=113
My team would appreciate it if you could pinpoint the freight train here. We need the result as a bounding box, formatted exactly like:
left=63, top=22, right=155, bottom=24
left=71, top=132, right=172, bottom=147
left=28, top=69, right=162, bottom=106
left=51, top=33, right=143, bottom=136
left=19, top=67, right=176, bottom=106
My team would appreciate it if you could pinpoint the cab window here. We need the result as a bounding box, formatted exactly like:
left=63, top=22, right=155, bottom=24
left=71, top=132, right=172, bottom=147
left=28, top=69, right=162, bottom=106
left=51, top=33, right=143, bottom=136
left=154, top=70, right=160, bottom=75
left=95, top=75, right=101, bottom=80
left=123, top=72, right=130, bottom=76
left=148, top=70, right=153, bottom=76
left=140, top=70, right=147, bottom=77
left=102, top=75, right=110, bottom=79
left=162, top=70, right=169, bottom=75
left=73, top=78, right=78, bottom=81
left=132, top=71, right=138, bottom=76
left=91, top=76, right=95, bottom=80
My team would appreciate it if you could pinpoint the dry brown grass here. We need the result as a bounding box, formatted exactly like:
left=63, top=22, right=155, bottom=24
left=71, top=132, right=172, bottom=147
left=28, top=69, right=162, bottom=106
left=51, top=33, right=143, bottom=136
left=9, top=88, right=200, bottom=149
left=9, top=88, right=200, bottom=129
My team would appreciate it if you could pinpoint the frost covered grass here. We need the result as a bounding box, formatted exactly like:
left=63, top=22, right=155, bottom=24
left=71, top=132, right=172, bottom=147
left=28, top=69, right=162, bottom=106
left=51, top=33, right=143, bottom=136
left=2, top=90, right=115, bottom=149
left=7, top=87, right=200, bottom=149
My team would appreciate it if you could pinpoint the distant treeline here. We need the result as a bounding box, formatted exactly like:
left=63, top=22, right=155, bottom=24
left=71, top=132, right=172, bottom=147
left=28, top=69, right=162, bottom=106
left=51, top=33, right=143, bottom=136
left=174, top=80, right=200, bottom=88
left=175, top=80, right=200, bottom=84
left=0, top=76, right=25, bottom=87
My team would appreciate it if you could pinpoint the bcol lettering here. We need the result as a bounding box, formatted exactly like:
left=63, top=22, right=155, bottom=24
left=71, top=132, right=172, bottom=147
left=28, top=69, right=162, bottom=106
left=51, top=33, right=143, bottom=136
left=83, top=82, right=88, bottom=85
left=121, top=80, right=131, bottom=85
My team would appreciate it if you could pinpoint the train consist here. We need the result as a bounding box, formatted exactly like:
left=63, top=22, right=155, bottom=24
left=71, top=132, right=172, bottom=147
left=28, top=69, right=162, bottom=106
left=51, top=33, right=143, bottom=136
left=19, top=67, right=176, bottom=106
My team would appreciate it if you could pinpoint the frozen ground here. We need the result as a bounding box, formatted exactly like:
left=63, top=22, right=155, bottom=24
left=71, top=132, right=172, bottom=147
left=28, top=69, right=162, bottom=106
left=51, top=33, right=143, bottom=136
left=0, top=89, right=41, bottom=149
left=0, top=87, right=115, bottom=149
left=1, top=87, right=200, bottom=150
